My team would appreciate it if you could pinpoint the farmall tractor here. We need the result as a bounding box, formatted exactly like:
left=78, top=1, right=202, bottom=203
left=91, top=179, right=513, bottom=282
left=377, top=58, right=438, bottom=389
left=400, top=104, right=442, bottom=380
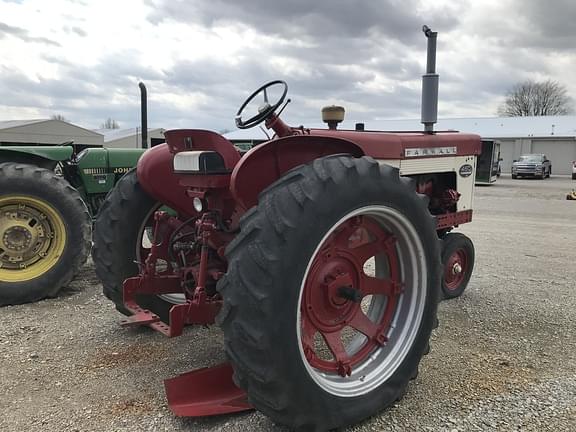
left=93, top=27, right=478, bottom=431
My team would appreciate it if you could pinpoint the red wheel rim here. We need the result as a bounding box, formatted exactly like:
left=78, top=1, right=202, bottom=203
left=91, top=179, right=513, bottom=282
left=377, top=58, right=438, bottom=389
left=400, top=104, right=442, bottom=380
left=300, top=215, right=403, bottom=377
left=444, top=248, right=467, bottom=291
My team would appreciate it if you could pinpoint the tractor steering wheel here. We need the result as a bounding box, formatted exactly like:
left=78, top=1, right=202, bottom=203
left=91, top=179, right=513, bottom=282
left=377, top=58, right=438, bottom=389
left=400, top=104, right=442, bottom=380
left=235, top=80, right=288, bottom=129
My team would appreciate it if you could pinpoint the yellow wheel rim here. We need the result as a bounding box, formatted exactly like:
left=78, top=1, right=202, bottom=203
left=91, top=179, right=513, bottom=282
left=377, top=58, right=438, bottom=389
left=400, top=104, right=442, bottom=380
left=0, top=195, right=67, bottom=282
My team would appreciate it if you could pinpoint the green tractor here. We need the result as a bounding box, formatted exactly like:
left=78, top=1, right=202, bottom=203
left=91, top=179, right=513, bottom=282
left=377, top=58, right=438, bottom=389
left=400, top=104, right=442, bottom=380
left=0, top=144, right=145, bottom=305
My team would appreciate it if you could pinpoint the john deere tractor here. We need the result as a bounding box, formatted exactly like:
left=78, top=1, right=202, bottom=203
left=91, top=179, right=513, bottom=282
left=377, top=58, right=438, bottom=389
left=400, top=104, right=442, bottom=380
left=0, top=144, right=145, bottom=305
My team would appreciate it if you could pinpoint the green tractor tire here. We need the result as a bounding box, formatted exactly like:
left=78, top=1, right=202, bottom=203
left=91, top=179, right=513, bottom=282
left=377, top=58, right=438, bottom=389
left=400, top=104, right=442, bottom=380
left=0, top=162, right=92, bottom=305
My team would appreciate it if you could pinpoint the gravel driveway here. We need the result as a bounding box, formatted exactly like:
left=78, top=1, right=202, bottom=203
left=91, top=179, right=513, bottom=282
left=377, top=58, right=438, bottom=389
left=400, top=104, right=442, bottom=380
left=1, top=175, right=575, bottom=432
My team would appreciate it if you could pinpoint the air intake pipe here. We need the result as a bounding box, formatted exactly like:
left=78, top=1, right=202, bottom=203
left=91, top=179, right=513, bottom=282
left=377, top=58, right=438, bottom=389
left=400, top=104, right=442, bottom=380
left=139, top=82, right=148, bottom=149
left=421, top=25, right=438, bottom=134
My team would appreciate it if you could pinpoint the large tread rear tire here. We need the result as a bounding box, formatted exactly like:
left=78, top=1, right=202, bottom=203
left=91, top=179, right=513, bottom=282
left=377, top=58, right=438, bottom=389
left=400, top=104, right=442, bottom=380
left=91, top=169, right=175, bottom=321
left=0, top=162, right=91, bottom=305
left=217, top=156, right=441, bottom=431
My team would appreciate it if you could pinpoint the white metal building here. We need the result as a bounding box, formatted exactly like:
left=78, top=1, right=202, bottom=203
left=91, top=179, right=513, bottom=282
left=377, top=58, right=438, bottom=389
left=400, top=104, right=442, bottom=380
left=97, top=127, right=165, bottom=149
left=0, top=119, right=166, bottom=150
left=0, top=119, right=104, bottom=147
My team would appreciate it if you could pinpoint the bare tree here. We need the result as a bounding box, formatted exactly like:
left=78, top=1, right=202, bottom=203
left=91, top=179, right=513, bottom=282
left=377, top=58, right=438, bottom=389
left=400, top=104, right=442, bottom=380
left=101, top=118, right=120, bottom=129
left=498, top=80, right=573, bottom=116
left=51, top=114, right=69, bottom=122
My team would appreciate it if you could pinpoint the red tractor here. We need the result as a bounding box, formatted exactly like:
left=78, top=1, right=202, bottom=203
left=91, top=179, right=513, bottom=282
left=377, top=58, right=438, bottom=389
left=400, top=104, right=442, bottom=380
left=93, top=26, right=478, bottom=431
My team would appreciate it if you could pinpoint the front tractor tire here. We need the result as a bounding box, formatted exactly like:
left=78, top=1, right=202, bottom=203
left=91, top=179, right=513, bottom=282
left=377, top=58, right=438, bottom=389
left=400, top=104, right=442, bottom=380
left=91, top=169, right=180, bottom=322
left=217, top=156, right=441, bottom=431
left=0, top=162, right=91, bottom=305
left=440, top=232, right=475, bottom=300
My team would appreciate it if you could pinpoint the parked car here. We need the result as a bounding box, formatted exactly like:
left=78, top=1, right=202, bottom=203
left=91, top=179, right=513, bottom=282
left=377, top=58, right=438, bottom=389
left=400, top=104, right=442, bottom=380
left=572, top=160, right=576, bottom=180
left=511, top=154, right=551, bottom=179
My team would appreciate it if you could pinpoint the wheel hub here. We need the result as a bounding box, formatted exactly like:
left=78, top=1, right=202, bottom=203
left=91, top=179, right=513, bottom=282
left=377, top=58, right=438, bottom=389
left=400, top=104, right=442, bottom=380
left=305, top=259, right=360, bottom=332
left=3, top=225, right=34, bottom=251
left=444, top=249, right=467, bottom=290
left=337, top=286, right=363, bottom=303
left=452, top=262, right=462, bottom=275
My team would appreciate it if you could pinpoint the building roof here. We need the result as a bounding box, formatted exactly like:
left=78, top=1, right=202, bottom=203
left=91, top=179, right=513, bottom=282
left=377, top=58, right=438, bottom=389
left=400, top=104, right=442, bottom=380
left=0, top=119, right=104, bottom=145
left=224, top=115, right=576, bottom=141
left=367, top=116, right=576, bottom=138
left=96, top=127, right=165, bottom=143
left=0, top=119, right=52, bottom=130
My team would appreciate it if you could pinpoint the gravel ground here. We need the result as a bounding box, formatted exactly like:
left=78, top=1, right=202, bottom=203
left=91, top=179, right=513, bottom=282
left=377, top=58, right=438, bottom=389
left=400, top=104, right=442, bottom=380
left=1, top=174, right=575, bottom=432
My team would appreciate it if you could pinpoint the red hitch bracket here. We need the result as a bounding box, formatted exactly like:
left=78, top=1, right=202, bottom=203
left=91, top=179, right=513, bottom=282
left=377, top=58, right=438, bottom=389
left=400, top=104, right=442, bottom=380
left=121, top=276, right=221, bottom=337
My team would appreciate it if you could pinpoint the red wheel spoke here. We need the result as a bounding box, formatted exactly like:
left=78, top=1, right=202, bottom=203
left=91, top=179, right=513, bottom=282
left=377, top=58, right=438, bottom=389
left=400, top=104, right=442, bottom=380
left=322, top=331, right=347, bottom=360
left=361, top=274, right=398, bottom=296
left=348, top=310, right=378, bottom=338
left=333, top=218, right=362, bottom=249
left=351, top=239, right=384, bottom=262
left=321, top=330, right=353, bottom=376
left=349, top=227, right=395, bottom=261
left=300, top=314, right=317, bottom=349
left=348, top=310, right=389, bottom=346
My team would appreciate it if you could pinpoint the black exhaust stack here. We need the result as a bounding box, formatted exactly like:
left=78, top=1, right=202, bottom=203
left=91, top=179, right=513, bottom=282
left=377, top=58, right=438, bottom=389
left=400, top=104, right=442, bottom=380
left=421, top=25, right=438, bottom=134
left=139, top=82, right=148, bottom=149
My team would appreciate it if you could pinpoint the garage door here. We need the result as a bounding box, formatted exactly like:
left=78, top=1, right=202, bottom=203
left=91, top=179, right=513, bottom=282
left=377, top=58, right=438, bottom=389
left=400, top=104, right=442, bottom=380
left=498, top=140, right=515, bottom=172
left=532, top=140, right=576, bottom=175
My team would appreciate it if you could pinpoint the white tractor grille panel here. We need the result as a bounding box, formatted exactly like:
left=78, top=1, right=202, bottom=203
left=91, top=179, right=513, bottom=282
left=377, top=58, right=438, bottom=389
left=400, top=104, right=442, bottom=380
left=399, top=157, right=453, bottom=175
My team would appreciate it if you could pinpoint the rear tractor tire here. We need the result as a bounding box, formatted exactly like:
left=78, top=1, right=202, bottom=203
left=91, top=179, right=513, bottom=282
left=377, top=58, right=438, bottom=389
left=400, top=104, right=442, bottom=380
left=0, top=162, right=91, bottom=305
left=440, top=232, right=475, bottom=300
left=217, top=156, right=441, bottom=431
left=92, top=169, right=183, bottom=322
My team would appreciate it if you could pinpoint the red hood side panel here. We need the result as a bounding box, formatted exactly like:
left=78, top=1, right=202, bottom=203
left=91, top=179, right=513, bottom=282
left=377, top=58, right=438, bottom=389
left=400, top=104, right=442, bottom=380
left=308, top=129, right=482, bottom=159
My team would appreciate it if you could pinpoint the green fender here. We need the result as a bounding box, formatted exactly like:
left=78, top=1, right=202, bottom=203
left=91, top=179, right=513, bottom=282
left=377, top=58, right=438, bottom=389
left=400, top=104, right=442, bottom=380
left=0, top=146, right=74, bottom=169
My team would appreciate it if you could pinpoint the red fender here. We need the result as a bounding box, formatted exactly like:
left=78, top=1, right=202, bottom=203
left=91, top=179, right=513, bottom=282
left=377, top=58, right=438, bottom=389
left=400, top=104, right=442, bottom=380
left=163, top=129, right=241, bottom=168
left=230, top=135, right=364, bottom=210
left=136, top=130, right=241, bottom=217
left=136, top=144, right=196, bottom=216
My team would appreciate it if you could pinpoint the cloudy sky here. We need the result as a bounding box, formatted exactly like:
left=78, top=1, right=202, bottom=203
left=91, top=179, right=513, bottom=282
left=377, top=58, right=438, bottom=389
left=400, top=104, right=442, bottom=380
left=0, top=0, right=575, bottom=132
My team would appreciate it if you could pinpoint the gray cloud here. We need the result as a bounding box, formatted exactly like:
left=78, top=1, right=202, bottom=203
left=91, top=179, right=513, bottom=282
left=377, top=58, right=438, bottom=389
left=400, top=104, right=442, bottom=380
left=0, top=50, right=168, bottom=129
left=2, top=0, right=576, bottom=132
left=515, top=0, right=576, bottom=50
left=63, top=26, right=88, bottom=37
left=0, top=22, right=60, bottom=46
left=161, top=53, right=424, bottom=130
left=145, top=0, right=460, bottom=44
left=142, top=0, right=471, bottom=126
